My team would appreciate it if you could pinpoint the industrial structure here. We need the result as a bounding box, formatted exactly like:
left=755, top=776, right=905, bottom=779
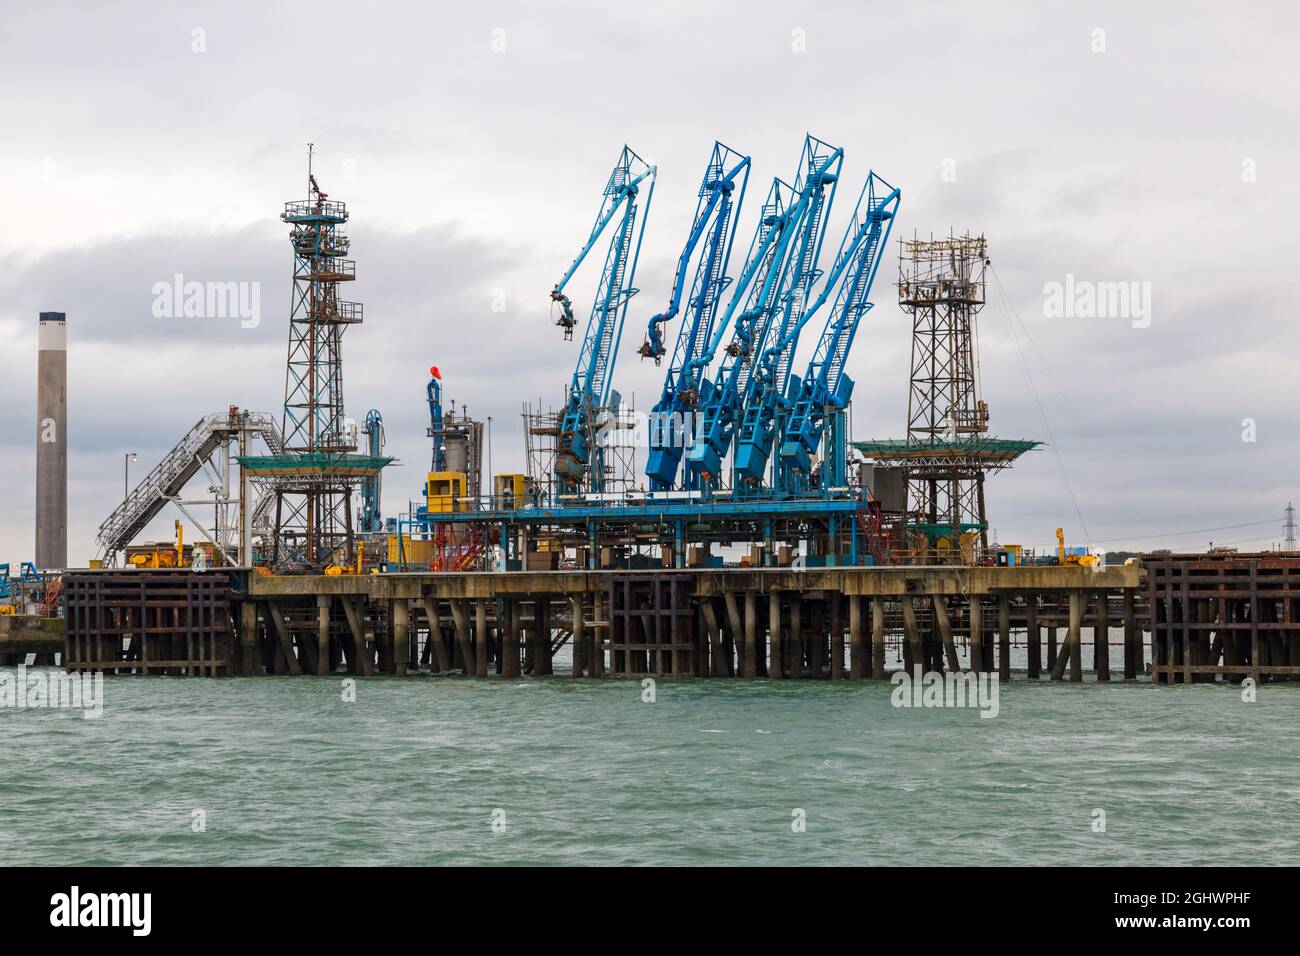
left=401, top=135, right=923, bottom=574
left=640, top=141, right=749, bottom=493
left=687, top=134, right=844, bottom=495
left=549, top=145, right=656, bottom=496
left=96, top=408, right=280, bottom=568
left=59, top=135, right=1271, bottom=687
left=92, top=138, right=1036, bottom=579
left=93, top=151, right=390, bottom=573
left=385, top=368, right=487, bottom=572
left=359, top=409, right=385, bottom=535
left=237, top=149, right=390, bottom=571
left=855, top=234, right=1037, bottom=563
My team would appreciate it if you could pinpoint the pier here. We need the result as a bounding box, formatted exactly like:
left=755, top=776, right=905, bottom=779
left=61, top=562, right=1167, bottom=680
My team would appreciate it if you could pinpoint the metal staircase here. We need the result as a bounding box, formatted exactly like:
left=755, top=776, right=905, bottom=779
left=95, top=411, right=283, bottom=560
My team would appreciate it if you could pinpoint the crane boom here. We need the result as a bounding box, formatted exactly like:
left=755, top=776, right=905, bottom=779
left=550, top=146, right=657, bottom=494
left=733, top=134, right=842, bottom=489
left=682, top=175, right=795, bottom=487
left=780, top=173, right=900, bottom=482
left=641, top=142, right=750, bottom=491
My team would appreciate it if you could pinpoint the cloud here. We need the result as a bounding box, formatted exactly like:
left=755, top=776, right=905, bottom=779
left=1, top=0, right=1298, bottom=563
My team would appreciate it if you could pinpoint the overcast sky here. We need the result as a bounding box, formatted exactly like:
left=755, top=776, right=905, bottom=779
left=2, top=0, right=1297, bottom=564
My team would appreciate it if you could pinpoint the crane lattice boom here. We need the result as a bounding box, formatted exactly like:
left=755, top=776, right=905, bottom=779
left=550, top=146, right=657, bottom=494
left=641, top=141, right=750, bottom=491
left=780, top=173, right=900, bottom=484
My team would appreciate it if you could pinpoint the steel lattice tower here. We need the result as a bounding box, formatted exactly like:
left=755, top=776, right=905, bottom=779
left=899, top=233, right=993, bottom=559
left=238, top=146, right=388, bottom=570
left=852, top=231, right=1035, bottom=565
left=282, top=169, right=357, bottom=455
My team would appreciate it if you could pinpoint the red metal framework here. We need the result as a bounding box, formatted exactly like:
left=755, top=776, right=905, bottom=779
left=428, top=524, right=486, bottom=572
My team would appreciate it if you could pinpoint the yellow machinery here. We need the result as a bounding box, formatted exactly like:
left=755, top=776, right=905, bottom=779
left=124, top=523, right=224, bottom=570
left=325, top=543, right=367, bottom=576
left=426, top=471, right=467, bottom=513
left=127, top=523, right=186, bottom=568
left=494, top=473, right=527, bottom=510
left=1056, top=527, right=1100, bottom=567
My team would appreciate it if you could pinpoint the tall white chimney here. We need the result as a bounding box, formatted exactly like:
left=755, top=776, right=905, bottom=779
left=36, top=311, right=67, bottom=569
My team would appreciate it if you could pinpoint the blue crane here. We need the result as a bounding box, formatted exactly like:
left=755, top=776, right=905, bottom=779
left=731, top=136, right=843, bottom=493
left=779, top=172, right=900, bottom=491
left=682, top=177, right=801, bottom=489
left=639, top=141, right=750, bottom=491
left=686, top=135, right=843, bottom=492
left=360, top=408, right=385, bottom=533
left=550, top=146, right=657, bottom=494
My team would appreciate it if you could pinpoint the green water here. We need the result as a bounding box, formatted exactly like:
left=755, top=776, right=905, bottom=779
left=1, top=666, right=1295, bottom=866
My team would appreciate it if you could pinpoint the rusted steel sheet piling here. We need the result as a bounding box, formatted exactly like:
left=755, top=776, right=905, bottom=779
left=1146, top=552, right=1300, bottom=684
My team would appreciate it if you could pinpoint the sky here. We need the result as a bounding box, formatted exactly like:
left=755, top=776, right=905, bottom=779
left=1, top=0, right=1297, bottom=565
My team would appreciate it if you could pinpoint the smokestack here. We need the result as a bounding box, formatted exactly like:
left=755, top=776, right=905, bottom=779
left=36, top=311, right=67, bottom=569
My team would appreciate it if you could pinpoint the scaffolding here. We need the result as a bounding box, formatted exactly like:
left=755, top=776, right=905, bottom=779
left=525, top=397, right=640, bottom=504
left=523, top=401, right=560, bottom=506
